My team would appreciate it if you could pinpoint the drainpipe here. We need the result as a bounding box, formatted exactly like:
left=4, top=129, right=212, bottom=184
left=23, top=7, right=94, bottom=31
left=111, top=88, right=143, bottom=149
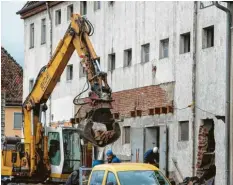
left=192, top=1, right=198, bottom=177
left=214, top=2, right=232, bottom=185
left=46, top=2, right=52, bottom=126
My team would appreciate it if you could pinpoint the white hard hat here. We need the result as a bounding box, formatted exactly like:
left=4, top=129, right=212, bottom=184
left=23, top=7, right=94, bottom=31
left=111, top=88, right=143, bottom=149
left=153, top=147, right=159, bottom=153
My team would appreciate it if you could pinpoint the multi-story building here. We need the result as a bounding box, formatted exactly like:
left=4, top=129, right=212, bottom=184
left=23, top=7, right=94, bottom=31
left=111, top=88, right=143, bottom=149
left=1, top=47, right=23, bottom=138
left=17, top=1, right=231, bottom=184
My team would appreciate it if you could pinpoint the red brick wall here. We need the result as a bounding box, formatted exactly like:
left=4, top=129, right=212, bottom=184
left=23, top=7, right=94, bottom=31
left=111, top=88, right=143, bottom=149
left=1, top=47, right=23, bottom=105
left=75, top=83, right=174, bottom=119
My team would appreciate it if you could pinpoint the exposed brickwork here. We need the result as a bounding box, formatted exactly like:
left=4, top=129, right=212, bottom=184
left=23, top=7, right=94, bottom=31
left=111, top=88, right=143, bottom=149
left=75, top=83, right=174, bottom=119
left=1, top=47, right=23, bottom=106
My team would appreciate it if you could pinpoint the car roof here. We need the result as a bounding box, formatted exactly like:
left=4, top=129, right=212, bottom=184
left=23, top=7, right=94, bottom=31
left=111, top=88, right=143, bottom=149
left=92, top=163, right=159, bottom=172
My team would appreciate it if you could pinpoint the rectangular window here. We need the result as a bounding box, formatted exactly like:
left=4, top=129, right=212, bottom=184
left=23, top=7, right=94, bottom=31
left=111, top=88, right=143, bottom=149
left=80, top=1, right=87, bottom=15
left=66, top=65, right=73, bottom=81
left=79, top=63, right=86, bottom=78
left=180, top=32, right=190, bottom=54
left=55, top=9, right=61, bottom=25
left=160, top=38, right=169, bottom=59
left=30, top=23, right=34, bottom=48
left=94, top=1, right=101, bottom=11
left=123, top=126, right=130, bottom=144
left=41, top=18, right=46, bottom=44
left=108, top=53, right=115, bottom=71
left=29, top=79, right=34, bottom=92
left=179, top=121, right=189, bottom=141
left=14, top=112, right=22, bottom=129
left=67, top=4, right=73, bottom=20
left=124, top=48, right=132, bottom=67
left=141, top=43, right=150, bottom=63
left=203, top=25, right=214, bottom=48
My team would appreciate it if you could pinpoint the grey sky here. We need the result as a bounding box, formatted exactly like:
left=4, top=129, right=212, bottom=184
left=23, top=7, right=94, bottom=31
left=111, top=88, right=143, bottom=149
left=1, top=1, right=26, bottom=67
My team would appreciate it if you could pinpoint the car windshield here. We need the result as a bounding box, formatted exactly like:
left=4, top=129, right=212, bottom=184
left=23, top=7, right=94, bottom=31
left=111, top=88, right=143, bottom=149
left=117, top=170, right=170, bottom=185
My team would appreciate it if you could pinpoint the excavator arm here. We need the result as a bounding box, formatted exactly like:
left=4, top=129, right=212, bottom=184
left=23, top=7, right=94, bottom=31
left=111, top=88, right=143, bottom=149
left=22, top=14, right=120, bottom=177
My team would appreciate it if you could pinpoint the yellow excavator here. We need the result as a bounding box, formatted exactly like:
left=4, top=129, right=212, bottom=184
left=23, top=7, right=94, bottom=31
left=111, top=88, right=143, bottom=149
left=1, top=14, right=121, bottom=184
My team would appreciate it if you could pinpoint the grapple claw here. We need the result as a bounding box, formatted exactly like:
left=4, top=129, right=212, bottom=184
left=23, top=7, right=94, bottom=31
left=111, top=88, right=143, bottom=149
left=81, top=119, right=121, bottom=147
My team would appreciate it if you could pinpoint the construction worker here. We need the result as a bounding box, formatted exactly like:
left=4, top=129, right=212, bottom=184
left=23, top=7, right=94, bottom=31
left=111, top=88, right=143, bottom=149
left=106, top=150, right=121, bottom=163
left=144, top=147, right=159, bottom=167
left=65, top=164, right=80, bottom=185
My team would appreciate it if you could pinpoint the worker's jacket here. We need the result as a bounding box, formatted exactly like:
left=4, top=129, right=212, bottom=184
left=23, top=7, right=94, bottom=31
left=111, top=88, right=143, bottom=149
left=108, top=155, right=121, bottom=163
left=65, top=170, right=79, bottom=185
left=143, top=149, right=159, bottom=164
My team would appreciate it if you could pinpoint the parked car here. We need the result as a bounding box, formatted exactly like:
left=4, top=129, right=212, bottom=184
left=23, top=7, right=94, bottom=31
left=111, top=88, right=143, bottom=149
left=87, top=163, right=174, bottom=185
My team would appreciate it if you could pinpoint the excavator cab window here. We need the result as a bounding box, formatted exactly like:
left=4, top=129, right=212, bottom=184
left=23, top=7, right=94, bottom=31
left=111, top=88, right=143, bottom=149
left=48, top=132, right=61, bottom=166
left=62, top=129, right=80, bottom=173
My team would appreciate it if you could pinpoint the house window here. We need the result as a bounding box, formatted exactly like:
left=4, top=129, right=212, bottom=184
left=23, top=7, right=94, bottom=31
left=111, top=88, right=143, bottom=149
left=14, top=112, right=22, bottom=129
left=67, top=4, right=73, bottom=20
left=79, top=63, right=86, bottom=78
left=141, top=43, right=150, bottom=63
left=94, top=1, right=101, bottom=11
left=29, top=79, right=34, bottom=92
left=124, top=48, right=132, bottom=67
left=123, top=126, right=130, bottom=144
left=160, top=38, right=169, bottom=59
left=67, top=65, right=73, bottom=81
left=179, top=121, right=189, bottom=141
left=109, top=1, right=114, bottom=6
left=180, top=32, right=190, bottom=54
left=41, top=18, right=46, bottom=44
left=55, top=9, right=61, bottom=25
left=203, top=25, right=214, bottom=48
left=80, top=1, right=87, bottom=15
left=108, top=53, right=115, bottom=71
left=30, top=23, right=34, bottom=48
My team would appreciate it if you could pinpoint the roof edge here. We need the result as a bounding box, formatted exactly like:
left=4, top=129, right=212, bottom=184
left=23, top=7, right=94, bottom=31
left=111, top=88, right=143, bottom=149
left=16, top=1, right=45, bottom=15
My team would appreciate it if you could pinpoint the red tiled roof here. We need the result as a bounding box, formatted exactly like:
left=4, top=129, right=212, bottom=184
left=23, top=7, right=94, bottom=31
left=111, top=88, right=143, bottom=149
left=1, top=47, right=23, bottom=106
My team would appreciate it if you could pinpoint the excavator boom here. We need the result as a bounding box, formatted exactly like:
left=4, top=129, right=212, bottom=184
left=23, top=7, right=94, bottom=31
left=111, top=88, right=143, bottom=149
left=2, top=14, right=120, bottom=181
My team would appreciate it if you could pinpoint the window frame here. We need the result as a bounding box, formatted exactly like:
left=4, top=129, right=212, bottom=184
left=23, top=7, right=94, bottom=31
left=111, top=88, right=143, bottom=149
left=55, top=9, right=62, bottom=25
left=123, top=126, right=130, bottom=144
left=94, top=1, right=101, bottom=11
left=41, top=18, right=46, bottom=45
left=29, top=23, right=35, bottom=49
left=202, top=25, right=214, bottom=49
left=29, top=79, right=34, bottom=93
left=67, top=4, right=74, bottom=21
left=48, top=132, right=61, bottom=166
left=180, top=32, right=190, bottom=54
left=13, top=112, right=22, bottom=130
left=141, top=43, right=150, bottom=63
left=66, top=64, right=73, bottom=81
left=124, top=48, right=132, bottom=67
left=80, top=1, right=87, bottom=15
left=108, top=53, right=116, bottom=71
left=179, top=121, right=189, bottom=141
left=160, top=38, right=169, bottom=59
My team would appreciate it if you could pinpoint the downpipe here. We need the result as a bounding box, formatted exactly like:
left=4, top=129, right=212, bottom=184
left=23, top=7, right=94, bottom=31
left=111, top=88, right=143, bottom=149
left=46, top=2, right=52, bottom=126
left=192, top=1, right=198, bottom=177
left=214, top=2, right=232, bottom=185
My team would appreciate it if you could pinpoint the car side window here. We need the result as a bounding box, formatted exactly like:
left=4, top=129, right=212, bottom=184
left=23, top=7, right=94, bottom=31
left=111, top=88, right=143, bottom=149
left=89, top=170, right=105, bottom=185
left=106, top=172, right=118, bottom=185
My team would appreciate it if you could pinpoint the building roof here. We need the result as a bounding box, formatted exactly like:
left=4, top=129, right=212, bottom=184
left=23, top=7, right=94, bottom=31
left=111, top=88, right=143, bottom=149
left=1, top=47, right=23, bottom=106
left=16, top=1, right=63, bottom=19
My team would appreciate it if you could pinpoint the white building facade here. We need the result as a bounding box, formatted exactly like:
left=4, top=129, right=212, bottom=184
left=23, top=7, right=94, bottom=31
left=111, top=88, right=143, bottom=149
left=18, top=1, right=229, bottom=184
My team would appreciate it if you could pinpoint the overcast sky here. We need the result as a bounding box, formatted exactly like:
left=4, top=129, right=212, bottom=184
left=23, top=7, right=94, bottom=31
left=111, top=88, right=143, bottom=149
left=1, top=1, right=26, bottom=67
